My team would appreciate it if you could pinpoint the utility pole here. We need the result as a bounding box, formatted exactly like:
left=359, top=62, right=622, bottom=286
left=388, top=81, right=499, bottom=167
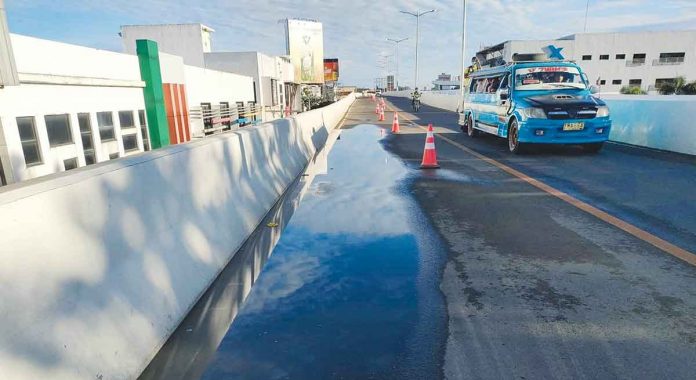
left=387, top=37, right=408, bottom=91
left=459, top=0, right=468, bottom=103
left=400, top=9, right=436, bottom=90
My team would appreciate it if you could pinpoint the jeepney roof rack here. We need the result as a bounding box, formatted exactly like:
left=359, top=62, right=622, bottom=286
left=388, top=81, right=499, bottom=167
left=510, top=53, right=576, bottom=64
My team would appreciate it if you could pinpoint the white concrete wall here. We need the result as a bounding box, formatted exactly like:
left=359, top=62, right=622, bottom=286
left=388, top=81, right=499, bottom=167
left=0, top=93, right=355, bottom=380
left=0, top=34, right=147, bottom=184
left=600, top=94, right=696, bottom=155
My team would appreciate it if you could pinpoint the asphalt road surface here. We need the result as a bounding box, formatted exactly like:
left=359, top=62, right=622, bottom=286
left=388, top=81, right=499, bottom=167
left=378, top=96, right=696, bottom=379
left=143, top=96, right=696, bottom=380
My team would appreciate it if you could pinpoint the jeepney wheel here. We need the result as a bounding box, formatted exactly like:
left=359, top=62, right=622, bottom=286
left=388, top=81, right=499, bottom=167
left=583, top=142, right=604, bottom=153
left=466, top=115, right=479, bottom=137
left=508, top=119, right=524, bottom=154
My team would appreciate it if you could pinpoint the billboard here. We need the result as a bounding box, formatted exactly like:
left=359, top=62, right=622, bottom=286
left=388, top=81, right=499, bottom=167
left=285, top=19, right=324, bottom=84
left=324, top=58, right=339, bottom=82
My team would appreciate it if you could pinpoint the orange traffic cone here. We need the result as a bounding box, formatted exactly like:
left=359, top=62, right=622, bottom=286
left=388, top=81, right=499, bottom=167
left=378, top=108, right=385, bottom=121
left=420, top=124, right=440, bottom=169
left=391, top=112, right=400, bottom=133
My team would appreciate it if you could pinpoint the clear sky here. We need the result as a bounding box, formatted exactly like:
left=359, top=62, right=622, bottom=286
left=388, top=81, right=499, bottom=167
left=6, top=0, right=696, bottom=88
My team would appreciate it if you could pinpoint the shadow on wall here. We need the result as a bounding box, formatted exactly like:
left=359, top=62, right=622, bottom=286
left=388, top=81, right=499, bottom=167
left=0, top=94, right=354, bottom=380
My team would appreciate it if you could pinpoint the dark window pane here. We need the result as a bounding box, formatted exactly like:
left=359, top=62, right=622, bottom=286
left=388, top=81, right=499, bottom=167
left=138, top=110, right=147, bottom=127
left=63, top=158, right=78, bottom=171
left=78, top=113, right=92, bottom=133
left=97, top=112, right=115, bottom=141
left=616, top=54, right=625, bottom=59
left=612, top=79, right=622, bottom=85
left=21, top=142, right=41, bottom=165
left=84, top=152, right=96, bottom=165
left=81, top=134, right=94, bottom=151
left=119, top=111, right=135, bottom=128
left=600, top=55, right=609, bottom=60
left=45, top=114, right=73, bottom=147
left=123, top=134, right=139, bottom=151
left=17, top=117, right=37, bottom=141
left=582, top=55, right=591, bottom=60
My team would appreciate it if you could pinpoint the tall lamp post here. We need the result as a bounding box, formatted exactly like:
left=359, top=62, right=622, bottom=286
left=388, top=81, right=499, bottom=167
left=387, top=37, right=408, bottom=91
left=400, top=9, right=435, bottom=90
left=459, top=0, right=468, bottom=104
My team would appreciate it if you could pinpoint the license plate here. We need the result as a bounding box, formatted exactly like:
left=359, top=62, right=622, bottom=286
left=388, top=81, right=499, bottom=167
left=563, top=122, right=585, bottom=131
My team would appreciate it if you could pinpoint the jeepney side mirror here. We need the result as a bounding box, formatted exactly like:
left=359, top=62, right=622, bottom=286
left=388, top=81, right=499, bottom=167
left=589, top=85, right=600, bottom=94
left=499, top=88, right=509, bottom=100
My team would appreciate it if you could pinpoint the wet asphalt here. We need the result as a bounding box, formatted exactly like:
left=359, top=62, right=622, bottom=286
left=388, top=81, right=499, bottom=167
left=142, top=97, right=696, bottom=380
left=377, top=96, right=696, bottom=379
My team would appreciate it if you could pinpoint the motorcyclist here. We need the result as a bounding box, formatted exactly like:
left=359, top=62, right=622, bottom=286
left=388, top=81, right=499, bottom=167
left=411, top=88, right=422, bottom=108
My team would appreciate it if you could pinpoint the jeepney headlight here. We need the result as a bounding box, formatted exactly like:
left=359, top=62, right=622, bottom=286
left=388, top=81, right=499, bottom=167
left=520, top=107, right=547, bottom=119
left=596, top=106, right=610, bottom=117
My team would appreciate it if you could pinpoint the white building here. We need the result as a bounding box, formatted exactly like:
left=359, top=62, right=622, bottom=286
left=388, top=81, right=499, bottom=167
left=121, top=23, right=301, bottom=121
left=1, top=21, right=255, bottom=186
left=0, top=34, right=149, bottom=185
left=121, top=23, right=214, bottom=68
left=205, top=52, right=298, bottom=119
left=475, top=30, right=696, bottom=93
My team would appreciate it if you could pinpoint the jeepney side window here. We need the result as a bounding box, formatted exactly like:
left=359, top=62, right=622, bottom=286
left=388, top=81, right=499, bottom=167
left=469, top=79, right=477, bottom=93
left=499, top=74, right=509, bottom=90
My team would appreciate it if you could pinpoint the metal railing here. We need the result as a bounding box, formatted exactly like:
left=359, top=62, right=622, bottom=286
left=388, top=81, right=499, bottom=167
left=653, top=57, right=685, bottom=66
left=189, top=103, right=262, bottom=136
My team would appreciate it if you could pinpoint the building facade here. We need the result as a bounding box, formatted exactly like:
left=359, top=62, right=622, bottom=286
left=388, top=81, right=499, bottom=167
left=1, top=29, right=255, bottom=186
left=475, top=30, right=696, bottom=93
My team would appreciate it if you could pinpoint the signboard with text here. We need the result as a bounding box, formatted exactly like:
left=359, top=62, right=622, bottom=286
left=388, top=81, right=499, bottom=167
left=324, top=58, right=339, bottom=82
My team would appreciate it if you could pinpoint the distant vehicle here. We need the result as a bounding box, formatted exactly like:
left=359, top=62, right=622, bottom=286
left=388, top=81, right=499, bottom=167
left=458, top=59, right=611, bottom=154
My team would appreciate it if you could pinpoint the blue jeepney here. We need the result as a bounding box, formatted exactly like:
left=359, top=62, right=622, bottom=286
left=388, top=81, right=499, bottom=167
left=458, top=60, right=611, bottom=153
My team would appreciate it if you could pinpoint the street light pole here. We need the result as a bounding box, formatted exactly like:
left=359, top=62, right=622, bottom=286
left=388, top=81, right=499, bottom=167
left=400, top=9, right=435, bottom=90
left=459, top=0, right=468, bottom=103
left=387, top=37, right=408, bottom=90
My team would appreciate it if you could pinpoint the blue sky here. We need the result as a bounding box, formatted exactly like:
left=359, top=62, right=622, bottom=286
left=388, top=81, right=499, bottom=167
left=6, top=0, right=696, bottom=88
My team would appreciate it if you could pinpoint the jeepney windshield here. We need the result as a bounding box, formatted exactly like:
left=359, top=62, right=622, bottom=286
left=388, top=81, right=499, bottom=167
left=514, top=66, right=586, bottom=90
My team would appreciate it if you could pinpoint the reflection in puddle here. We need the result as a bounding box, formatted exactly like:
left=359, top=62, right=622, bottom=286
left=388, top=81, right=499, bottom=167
left=142, top=125, right=448, bottom=380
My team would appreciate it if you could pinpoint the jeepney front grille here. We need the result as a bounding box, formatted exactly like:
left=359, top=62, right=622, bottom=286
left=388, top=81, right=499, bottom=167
left=545, top=107, right=597, bottom=120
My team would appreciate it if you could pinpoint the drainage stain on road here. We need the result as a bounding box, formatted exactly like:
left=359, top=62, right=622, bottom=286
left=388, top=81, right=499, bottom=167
left=199, top=124, right=448, bottom=380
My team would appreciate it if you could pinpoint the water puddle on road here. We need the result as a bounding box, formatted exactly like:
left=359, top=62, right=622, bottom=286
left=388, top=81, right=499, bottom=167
left=142, top=124, right=448, bottom=379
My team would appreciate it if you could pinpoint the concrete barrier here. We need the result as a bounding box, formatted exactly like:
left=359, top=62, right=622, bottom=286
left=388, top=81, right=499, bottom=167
left=0, top=93, right=355, bottom=380
left=386, top=90, right=696, bottom=155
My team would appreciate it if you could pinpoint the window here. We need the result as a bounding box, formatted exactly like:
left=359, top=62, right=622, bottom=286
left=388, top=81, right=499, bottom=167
left=599, top=80, right=606, bottom=85
left=118, top=111, right=135, bottom=129
left=0, top=157, right=6, bottom=186
left=138, top=110, right=150, bottom=151
left=16, top=117, right=42, bottom=166
left=628, top=79, right=642, bottom=86
left=612, top=79, right=622, bottom=85
left=600, top=55, right=609, bottom=60
left=78, top=113, right=96, bottom=165
left=655, top=78, right=676, bottom=87
left=616, top=54, right=626, bottom=59
left=658, top=52, right=685, bottom=63
left=109, top=152, right=120, bottom=160
left=63, top=158, right=78, bottom=171
left=44, top=114, right=73, bottom=147
left=632, top=53, right=646, bottom=63
left=582, top=55, right=592, bottom=60
left=123, top=134, right=139, bottom=152
left=97, top=112, right=116, bottom=141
